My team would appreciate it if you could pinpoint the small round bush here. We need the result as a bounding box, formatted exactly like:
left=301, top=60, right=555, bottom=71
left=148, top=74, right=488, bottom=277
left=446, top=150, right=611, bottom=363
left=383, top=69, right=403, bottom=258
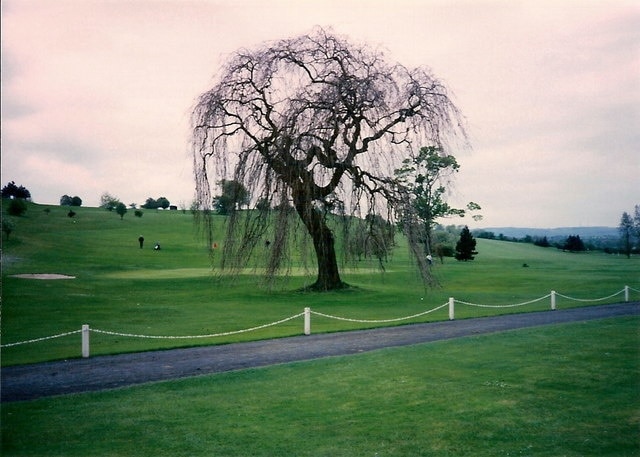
left=7, top=199, right=27, bottom=216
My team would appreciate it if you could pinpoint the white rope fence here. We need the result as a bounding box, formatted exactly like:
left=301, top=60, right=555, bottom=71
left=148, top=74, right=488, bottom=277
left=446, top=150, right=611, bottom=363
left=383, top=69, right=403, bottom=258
left=455, top=294, right=551, bottom=309
left=91, top=312, right=305, bottom=340
left=555, top=290, right=625, bottom=303
left=1, top=286, right=636, bottom=358
left=310, top=302, right=449, bottom=323
left=0, top=329, right=82, bottom=348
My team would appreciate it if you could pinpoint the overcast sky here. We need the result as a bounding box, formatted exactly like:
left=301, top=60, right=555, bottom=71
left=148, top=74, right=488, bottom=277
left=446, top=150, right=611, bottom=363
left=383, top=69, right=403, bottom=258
left=2, top=0, right=638, bottom=228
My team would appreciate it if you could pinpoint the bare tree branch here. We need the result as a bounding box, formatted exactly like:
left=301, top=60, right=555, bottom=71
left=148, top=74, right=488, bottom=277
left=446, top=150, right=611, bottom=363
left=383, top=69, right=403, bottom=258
left=191, top=27, right=467, bottom=290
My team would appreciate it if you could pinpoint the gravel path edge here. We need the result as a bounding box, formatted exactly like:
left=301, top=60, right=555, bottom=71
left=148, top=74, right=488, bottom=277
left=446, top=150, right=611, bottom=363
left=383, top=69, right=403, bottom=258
left=2, top=302, right=638, bottom=402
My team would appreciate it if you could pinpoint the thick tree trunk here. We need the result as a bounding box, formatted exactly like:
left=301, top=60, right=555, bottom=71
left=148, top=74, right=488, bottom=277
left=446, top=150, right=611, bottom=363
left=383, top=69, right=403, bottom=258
left=293, top=191, right=346, bottom=291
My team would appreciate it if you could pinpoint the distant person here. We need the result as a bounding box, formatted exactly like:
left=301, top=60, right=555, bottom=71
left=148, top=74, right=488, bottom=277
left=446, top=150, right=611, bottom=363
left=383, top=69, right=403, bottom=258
left=138, top=236, right=144, bottom=249
left=154, top=242, right=161, bottom=251
left=426, top=254, right=433, bottom=265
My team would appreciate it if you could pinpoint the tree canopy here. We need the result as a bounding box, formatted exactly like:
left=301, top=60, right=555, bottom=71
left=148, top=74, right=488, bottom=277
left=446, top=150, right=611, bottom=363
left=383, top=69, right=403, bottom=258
left=191, top=27, right=467, bottom=290
left=214, top=180, right=250, bottom=215
left=563, top=235, right=586, bottom=252
left=115, top=202, right=127, bottom=220
left=100, top=192, right=121, bottom=211
left=2, top=181, right=31, bottom=200
left=60, top=195, right=82, bottom=206
left=142, top=197, right=171, bottom=210
left=395, top=146, right=480, bottom=255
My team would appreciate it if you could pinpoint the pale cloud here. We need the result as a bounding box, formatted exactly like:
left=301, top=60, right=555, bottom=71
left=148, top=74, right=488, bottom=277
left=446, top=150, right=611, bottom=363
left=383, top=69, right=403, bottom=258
left=1, top=0, right=638, bottom=227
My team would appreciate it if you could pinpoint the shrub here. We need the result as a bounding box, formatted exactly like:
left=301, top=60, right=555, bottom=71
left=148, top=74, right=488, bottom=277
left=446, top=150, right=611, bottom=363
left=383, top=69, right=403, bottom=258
left=2, top=218, right=15, bottom=239
left=455, top=226, right=478, bottom=261
left=7, top=198, right=27, bottom=216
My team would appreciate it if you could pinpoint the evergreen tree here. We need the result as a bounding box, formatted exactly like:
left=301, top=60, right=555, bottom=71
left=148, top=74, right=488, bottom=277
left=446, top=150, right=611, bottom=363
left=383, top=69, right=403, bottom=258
left=619, top=212, right=634, bottom=258
left=534, top=236, right=551, bottom=247
left=563, top=235, right=585, bottom=252
left=455, top=226, right=478, bottom=261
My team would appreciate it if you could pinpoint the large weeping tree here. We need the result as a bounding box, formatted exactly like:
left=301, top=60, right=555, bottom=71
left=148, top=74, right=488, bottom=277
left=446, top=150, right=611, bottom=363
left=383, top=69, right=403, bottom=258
left=192, top=27, right=466, bottom=291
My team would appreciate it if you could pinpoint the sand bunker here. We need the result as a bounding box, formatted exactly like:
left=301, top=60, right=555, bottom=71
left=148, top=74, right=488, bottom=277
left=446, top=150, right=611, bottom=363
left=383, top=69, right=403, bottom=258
left=10, top=274, right=76, bottom=280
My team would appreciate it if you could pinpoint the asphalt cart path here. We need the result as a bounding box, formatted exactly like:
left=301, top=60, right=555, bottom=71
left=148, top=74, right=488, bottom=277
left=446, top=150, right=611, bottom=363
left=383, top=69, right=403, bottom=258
left=2, top=302, right=638, bottom=402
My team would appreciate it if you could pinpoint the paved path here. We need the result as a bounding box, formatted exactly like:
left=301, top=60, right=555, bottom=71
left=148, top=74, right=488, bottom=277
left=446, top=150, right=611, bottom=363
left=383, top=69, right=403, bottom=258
left=2, top=302, right=638, bottom=402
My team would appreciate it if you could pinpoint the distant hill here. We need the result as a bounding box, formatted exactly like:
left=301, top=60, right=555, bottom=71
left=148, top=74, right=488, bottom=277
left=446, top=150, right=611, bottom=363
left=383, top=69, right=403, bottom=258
left=478, top=227, right=618, bottom=239
left=474, top=226, right=620, bottom=249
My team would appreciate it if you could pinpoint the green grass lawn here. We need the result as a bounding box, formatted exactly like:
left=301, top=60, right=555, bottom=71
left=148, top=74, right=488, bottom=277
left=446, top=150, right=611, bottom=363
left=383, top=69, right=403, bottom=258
left=2, top=316, right=638, bottom=457
left=2, top=201, right=639, bottom=365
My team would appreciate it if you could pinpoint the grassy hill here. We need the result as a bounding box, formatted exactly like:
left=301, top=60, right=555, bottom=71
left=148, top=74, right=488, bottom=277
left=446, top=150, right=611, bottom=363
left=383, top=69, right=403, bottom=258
left=2, top=202, right=639, bottom=457
left=2, top=201, right=638, bottom=365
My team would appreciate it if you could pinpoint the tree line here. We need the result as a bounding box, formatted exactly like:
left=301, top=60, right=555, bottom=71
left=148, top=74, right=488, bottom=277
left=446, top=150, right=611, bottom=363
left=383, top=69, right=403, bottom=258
left=474, top=207, right=640, bottom=256
left=474, top=231, right=590, bottom=251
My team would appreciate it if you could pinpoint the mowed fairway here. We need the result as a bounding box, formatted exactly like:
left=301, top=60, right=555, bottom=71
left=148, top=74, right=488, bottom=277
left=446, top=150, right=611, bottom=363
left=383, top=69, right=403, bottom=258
left=1, top=202, right=638, bottom=365
left=2, top=202, right=639, bottom=456
left=2, top=317, right=638, bottom=456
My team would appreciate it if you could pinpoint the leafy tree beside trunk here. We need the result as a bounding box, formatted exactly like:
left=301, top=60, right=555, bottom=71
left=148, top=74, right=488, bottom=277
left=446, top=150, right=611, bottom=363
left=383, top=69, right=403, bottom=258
left=394, top=146, right=481, bottom=256
left=191, top=27, right=467, bottom=290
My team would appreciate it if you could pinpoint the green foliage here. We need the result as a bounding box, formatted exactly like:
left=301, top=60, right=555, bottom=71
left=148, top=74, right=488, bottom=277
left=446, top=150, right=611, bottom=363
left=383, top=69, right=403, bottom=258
left=345, top=214, right=395, bottom=264
left=395, top=147, right=481, bottom=253
left=455, top=225, right=478, bottom=261
left=2, top=217, right=15, bottom=240
left=134, top=209, right=144, bottom=218
left=619, top=211, right=634, bottom=258
left=2, top=317, right=638, bottom=456
left=1, top=203, right=638, bottom=366
left=1, top=181, right=31, bottom=200
left=115, top=202, right=127, bottom=220
left=563, top=234, right=585, bottom=252
left=434, top=243, right=454, bottom=262
left=533, top=236, right=551, bottom=247
left=60, top=195, right=82, bottom=206
left=6, top=198, right=28, bottom=216
left=99, top=192, right=121, bottom=211
left=214, top=180, right=250, bottom=215
left=142, top=197, right=171, bottom=209
left=396, top=146, right=462, bottom=219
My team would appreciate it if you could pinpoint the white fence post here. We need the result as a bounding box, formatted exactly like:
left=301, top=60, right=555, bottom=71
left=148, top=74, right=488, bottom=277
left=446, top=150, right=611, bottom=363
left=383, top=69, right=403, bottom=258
left=82, top=324, right=90, bottom=358
left=625, top=285, right=629, bottom=302
left=550, top=291, right=556, bottom=310
left=448, top=297, right=455, bottom=320
left=304, top=307, right=311, bottom=335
